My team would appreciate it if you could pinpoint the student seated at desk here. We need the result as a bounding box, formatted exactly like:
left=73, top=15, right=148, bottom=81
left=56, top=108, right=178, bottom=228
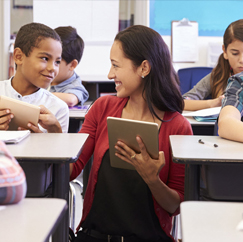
left=49, top=26, right=89, bottom=107
left=70, top=25, right=192, bottom=242
left=0, top=140, right=27, bottom=204
left=0, top=22, right=69, bottom=133
left=183, top=19, right=243, bottom=111
left=218, top=72, right=243, bottom=142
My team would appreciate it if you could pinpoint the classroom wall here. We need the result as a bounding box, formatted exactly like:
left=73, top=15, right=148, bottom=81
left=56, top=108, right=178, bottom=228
left=0, top=0, right=11, bottom=81
left=0, top=0, right=229, bottom=81
left=122, top=0, right=223, bottom=71
left=10, top=0, right=33, bottom=35
left=148, top=0, right=243, bottom=71
left=148, top=1, right=225, bottom=71
left=163, top=35, right=223, bottom=72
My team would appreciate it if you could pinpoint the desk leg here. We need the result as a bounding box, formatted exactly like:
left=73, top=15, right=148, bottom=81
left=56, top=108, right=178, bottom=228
left=184, top=164, right=200, bottom=201
left=68, top=119, right=83, bottom=133
left=52, top=163, right=69, bottom=242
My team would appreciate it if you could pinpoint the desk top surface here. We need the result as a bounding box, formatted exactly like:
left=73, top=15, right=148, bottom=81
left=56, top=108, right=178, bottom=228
left=180, top=201, right=243, bottom=242
left=0, top=198, right=67, bottom=242
left=69, top=109, right=86, bottom=119
left=170, top=135, right=243, bottom=163
left=6, top=133, right=89, bottom=162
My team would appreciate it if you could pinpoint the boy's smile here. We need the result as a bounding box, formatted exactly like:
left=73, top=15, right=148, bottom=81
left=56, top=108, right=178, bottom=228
left=13, top=38, right=62, bottom=96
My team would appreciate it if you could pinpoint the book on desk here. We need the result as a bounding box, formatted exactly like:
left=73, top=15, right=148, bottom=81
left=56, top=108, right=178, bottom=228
left=183, top=107, right=220, bottom=122
left=0, top=130, right=30, bottom=144
left=69, top=101, right=93, bottom=112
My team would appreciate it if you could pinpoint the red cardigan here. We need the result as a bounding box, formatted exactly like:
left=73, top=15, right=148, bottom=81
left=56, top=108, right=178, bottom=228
left=71, top=95, right=193, bottom=240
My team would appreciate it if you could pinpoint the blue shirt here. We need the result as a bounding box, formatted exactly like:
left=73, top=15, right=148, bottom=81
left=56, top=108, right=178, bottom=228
left=50, top=72, right=89, bottom=105
left=222, top=72, right=243, bottom=117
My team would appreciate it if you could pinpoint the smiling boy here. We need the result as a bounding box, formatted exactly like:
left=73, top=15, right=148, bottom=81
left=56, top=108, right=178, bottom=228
left=0, top=22, right=69, bottom=133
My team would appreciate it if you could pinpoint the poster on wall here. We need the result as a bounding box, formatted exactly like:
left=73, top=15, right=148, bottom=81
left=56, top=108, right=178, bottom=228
left=171, top=19, right=198, bottom=62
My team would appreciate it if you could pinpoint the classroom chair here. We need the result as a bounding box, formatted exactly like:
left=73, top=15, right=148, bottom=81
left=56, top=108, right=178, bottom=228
left=178, top=67, right=213, bottom=95
left=69, top=177, right=84, bottom=231
left=171, top=214, right=181, bottom=241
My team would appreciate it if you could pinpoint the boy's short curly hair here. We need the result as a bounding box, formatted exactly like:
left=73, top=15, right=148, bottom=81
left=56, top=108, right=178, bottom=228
left=14, top=22, right=61, bottom=57
left=54, top=26, right=84, bottom=64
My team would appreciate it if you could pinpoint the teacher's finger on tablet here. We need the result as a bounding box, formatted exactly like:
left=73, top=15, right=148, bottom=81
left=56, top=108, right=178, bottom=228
left=136, top=136, right=150, bottom=159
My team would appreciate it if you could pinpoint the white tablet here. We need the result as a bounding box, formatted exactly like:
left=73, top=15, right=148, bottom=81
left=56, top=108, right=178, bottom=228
left=107, top=116, right=159, bottom=170
left=0, top=95, right=40, bottom=130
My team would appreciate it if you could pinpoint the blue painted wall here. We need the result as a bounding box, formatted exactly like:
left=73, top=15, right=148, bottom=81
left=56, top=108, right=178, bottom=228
left=150, top=0, right=243, bottom=36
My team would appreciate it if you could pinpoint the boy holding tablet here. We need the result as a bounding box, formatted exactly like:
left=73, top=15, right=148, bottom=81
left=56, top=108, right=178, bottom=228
left=50, top=26, right=89, bottom=107
left=0, top=22, right=69, bottom=133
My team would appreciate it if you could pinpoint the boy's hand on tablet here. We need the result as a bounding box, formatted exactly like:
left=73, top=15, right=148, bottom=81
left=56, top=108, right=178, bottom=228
left=17, top=106, right=62, bottom=133
left=38, top=105, right=62, bottom=133
left=17, top=123, right=42, bottom=133
left=0, top=109, right=14, bottom=130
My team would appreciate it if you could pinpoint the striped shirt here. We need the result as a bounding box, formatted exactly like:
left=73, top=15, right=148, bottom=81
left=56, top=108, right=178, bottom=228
left=222, top=72, right=243, bottom=117
left=0, top=141, right=27, bottom=204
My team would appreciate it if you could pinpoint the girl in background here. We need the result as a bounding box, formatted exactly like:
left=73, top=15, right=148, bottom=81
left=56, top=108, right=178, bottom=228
left=184, top=19, right=243, bottom=111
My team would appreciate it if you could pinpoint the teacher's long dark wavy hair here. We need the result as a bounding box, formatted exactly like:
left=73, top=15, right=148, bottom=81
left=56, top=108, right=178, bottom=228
left=115, top=25, right=184, bottom=121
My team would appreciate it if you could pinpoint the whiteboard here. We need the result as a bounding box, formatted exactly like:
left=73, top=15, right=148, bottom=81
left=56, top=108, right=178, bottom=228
left=33, top=0, right=119, bottom=80
left=33, top=0, right=119, bottom=42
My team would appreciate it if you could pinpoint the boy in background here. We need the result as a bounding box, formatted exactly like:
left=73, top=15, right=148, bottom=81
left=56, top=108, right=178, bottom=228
left=0, top=22, right=69, bottom=133
left=49, top=26, right=89, bottom=107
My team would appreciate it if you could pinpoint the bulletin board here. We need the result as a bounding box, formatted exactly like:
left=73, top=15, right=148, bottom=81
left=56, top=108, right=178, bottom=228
left=171, top=19, right=198, bottom=62
left=150, top=0, right=243, bottom=36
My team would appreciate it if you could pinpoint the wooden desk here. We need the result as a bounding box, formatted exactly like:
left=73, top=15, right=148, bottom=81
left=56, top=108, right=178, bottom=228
left=0, top=198, right=67, bottom=242
left=169, top=135, right=243, bottom=200
left=6, top=133, right=89, bottom=242
left=180, top=201, right=243, bottom=242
